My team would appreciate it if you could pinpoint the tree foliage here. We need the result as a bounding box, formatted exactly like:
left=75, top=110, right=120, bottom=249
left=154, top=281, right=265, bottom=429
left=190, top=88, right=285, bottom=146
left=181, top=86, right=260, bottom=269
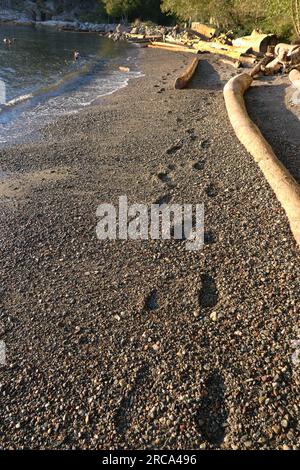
left=103, top=0, right=141, bottom=18
left=161, top=0, right=298, bottom=38
left=12, top=0, right=300, bottom=38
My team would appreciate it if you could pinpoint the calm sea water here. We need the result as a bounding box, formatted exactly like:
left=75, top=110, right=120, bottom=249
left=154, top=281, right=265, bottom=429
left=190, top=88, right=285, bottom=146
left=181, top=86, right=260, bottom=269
left=0, top=24, right=141, bottom=145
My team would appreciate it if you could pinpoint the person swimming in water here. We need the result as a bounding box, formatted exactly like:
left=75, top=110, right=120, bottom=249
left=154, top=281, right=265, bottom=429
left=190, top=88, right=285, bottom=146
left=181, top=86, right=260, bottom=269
left=3, top=38, right=15, bottom=46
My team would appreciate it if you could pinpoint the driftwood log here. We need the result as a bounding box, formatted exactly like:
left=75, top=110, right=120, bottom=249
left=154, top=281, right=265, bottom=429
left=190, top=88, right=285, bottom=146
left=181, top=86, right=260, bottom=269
left=251, top=43, right=300, bottom=76
left=174, top=57, right=199, bottom=89
left=148, top=42, right=197, bottom=54
left=224, top=73, right=300, bottom=247
left=232, top=30, right=278, bottom=54
left=250, top=55, right=274, bottom=77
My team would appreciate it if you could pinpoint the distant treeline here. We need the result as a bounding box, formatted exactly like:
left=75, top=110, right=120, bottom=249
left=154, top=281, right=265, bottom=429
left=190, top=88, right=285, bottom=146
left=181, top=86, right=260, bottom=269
left=14, top=1, right=300, bottom=39
left=73, top=0, right=300, bottom=39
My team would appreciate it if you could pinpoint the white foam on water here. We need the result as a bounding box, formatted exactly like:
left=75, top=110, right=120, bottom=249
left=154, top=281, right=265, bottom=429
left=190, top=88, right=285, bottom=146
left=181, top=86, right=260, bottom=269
left=0, top=67, right=143, bottom=146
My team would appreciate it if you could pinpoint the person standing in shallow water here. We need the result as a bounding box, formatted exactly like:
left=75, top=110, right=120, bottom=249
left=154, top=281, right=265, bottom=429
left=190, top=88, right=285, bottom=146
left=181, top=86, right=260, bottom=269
left=74, top=50, right=80, bottom=61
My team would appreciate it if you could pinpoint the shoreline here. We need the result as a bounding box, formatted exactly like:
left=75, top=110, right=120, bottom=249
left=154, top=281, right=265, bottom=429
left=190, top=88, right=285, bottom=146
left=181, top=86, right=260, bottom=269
left=0, top=29, right=142, bottom=148
left=0, top=15, right=117, bottom=33
left=0, top=48, right=300, bottom=450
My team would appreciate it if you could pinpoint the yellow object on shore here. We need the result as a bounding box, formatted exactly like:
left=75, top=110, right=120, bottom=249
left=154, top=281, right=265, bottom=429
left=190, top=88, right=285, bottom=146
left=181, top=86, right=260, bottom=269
left=192, top=41, right=256, bottom=63
left=119, top=66, right=130, bottom=72
left=191, top=22, right=216, bottom=39
left=224, top=73, right=300, bottom=247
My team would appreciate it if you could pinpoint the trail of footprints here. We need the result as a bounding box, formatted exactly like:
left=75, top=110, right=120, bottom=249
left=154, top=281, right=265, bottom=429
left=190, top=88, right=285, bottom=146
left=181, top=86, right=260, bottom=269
left=114, top=71, right=223, bottom=442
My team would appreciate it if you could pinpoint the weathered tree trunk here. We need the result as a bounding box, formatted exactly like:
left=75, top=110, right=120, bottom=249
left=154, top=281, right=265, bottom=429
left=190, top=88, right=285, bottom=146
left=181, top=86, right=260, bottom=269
left=224, top=73, right=300, bottom=247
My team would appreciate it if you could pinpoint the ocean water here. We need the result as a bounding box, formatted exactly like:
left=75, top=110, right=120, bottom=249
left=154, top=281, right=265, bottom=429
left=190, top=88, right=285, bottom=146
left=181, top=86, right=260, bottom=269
left=0, top=24, right=141, bottom=146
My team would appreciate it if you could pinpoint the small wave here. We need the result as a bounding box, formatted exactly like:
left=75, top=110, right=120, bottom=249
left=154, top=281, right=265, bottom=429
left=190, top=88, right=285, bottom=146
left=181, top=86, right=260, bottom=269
left=0, top=44, right=142, bottom=146
left=2, top=61, right=95, bottom=111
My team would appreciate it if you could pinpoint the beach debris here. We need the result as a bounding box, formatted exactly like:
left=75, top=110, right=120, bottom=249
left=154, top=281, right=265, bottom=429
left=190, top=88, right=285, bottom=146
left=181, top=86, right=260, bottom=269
left=215, top=31, right=234, bottom=46
left=119, top=66, right=130, bottom=73
left=250, top=42, right=300, bottom=77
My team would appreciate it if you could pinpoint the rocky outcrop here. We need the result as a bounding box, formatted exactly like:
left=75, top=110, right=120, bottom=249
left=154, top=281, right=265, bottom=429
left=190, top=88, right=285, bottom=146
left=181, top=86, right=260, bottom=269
left=0, top=0, right=100, bottom=24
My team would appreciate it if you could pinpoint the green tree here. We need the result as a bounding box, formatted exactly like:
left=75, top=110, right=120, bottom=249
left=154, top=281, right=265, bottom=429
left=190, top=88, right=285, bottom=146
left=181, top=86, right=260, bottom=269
left=103, top=0, right=141, bottom=20
left=160, top=0, right=299, bottom=38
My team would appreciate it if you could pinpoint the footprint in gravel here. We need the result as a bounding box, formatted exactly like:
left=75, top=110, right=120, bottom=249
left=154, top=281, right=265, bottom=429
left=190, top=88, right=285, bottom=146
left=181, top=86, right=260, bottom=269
left=186, top=128, right=195, bottom=134
left=192, top=160, right=206, bottom=171
left=166, top=141, right=182, bottom=155
left=205, top=183, right=218, bottom=198
left=145, top=289, right=159, bottom=311
left=114, top=364, right=149, bottom=435
left=200, top=139, right=210, bottom=149
left=204, top=231, right=216, bottom=245
left=157, top=172, right=174, bottom=188
left=154, top=194, right=172, bottom=205
left=195, top=371, right=228, bottom=445
left=199, top=274, right=218, bottom=309
left=168, top=163, right=176, bottom=171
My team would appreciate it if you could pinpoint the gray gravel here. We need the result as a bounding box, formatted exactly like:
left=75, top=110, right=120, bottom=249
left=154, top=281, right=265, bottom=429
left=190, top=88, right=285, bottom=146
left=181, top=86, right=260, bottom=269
left=0, top=48, right=299, bottom=450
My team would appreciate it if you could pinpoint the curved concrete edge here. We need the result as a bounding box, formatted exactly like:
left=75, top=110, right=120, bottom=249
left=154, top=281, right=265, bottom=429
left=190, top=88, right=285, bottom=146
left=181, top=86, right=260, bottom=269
left=224, top=73, right=300, bottom=247
left=174, top=58, right=199, bottom=89
left=289, top=68, right=300, bottom=90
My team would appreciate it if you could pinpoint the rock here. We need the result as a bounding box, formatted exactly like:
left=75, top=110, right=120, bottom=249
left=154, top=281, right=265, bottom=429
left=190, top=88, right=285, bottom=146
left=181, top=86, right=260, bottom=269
left=281, top=419, right=289, bottom=428
left=272, top=425, right=281, bottom=435
left=119, top=379, right=127, bottom=388
left=210, top=312, right=218, bottom=322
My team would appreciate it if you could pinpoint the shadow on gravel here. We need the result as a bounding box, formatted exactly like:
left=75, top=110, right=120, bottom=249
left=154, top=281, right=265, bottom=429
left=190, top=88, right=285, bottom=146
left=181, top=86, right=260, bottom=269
left=246, top=82, right=300, bottom=184
left=195, top=370, right=228, bottom=445
left=199, top=274, right=219, bottom=309
left=188, top=60, right=223, bottom=90
left=145, top=289, right=159, bottom=311
left=114, top=364, right=150, bottom=435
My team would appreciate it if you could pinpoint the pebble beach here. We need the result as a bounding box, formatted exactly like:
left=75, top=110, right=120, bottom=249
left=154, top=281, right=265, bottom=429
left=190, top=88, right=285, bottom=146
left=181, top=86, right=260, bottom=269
left=0, top=47, right=300, bottom=450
